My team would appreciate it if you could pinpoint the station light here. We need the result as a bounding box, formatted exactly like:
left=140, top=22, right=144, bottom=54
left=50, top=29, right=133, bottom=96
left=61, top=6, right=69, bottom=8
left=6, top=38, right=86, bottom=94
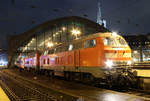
left=53, top=34, right=56, bottom=37
left=133, top=51, right=138, bottom=54
left=32, top=38, right=35, bottom=41
left=47, top=42, right=54, bottom=47
left=39, top=42, right=44, bottom=46
left=25, top=46, right=27, bottom=50
left=71, top=28, right=81, bottom=39
left=56, top=32, right=59, bottom=35
left=62, top=27, right=66, bottom=31
left=112, top=32, right=117, bottom=36
left=0, top=60, right=8, bottom=66
left=71, top=29, right=81, bottom=35
left=49, top=37, right=51, bottom=40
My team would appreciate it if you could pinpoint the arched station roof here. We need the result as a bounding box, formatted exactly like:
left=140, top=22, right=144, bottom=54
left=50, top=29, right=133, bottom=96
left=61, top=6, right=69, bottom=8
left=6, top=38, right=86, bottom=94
left=8, top=16, right=109, bottom=66
left=13, top=16, right=109, bottom=50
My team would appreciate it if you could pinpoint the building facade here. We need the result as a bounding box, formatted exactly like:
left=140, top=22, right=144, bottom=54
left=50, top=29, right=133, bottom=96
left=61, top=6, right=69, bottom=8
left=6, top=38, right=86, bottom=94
left=124, top=34, right=150, bottom=62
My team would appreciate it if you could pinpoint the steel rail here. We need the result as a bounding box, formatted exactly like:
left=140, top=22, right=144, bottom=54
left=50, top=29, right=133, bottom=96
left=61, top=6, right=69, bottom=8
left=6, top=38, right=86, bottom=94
left=0, top=71, right=57, bottom=101
left=0, top=80, right=21, bottom=101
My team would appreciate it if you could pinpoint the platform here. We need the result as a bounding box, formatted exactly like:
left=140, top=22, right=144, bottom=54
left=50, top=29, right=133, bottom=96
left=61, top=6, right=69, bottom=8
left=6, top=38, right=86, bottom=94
left=0, top=86, right=10, bottom=101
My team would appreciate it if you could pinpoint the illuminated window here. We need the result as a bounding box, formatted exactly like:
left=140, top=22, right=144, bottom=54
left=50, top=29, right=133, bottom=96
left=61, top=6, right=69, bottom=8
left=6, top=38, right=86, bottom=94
left=43, top=59, right=46, bottom=64
left=47, top=58, right=50, bottom=64
left=31, top=60, right=33, bottom=64
left=84, top=39, right=96, bottom=48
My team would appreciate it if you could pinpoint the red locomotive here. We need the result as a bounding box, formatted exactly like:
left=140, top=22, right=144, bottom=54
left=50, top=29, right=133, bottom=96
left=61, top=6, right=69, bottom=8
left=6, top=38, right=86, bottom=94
left=16, top=32, right=136, bottom=87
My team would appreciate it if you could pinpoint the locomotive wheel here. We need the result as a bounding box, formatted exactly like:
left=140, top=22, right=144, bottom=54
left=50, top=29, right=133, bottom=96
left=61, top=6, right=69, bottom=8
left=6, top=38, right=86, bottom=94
left=64, top=72, right=68, bottom=80
left=127, top=71, right=138, bottom=88
left=116, top=74, right=135, bottom=90
left=117, top=75, right=129, bottom=89
left=19, top=68, right=23, bottom=72
left=48, top=71, right=54, bottom=78
left=45, top=70, right=49, bottom=77
left=64, top=72, right=72, bottom=81
left=41, top=69, right=45, bottom=75
left=106, top=76, right=114, bottom=88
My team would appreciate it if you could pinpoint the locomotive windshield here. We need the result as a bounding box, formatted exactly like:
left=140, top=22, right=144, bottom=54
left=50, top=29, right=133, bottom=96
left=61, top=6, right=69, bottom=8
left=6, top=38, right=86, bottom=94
left=104, top=36, right=128, bottom=47
left=104, top=37, right=116, bottom=46
left=117, top=37, right=127, bottom=46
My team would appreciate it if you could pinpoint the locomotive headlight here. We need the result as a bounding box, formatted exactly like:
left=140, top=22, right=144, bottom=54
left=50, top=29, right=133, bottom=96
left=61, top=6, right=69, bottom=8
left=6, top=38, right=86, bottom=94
left=105, top=60, right=113, bottom=68
left=127, top=61, right=132, bottom=65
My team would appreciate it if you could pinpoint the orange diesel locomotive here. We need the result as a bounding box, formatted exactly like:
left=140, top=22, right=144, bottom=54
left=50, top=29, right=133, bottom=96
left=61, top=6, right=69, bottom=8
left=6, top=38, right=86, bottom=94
left=18, top=32, right=135, bottom=87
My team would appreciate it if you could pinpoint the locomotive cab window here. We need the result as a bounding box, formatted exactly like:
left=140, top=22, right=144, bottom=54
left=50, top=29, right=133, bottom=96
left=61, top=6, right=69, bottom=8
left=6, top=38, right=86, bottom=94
left=104, top=37, right=116, bottom=46
left=84, top=39, right=96, bottom=48
left=117, top=37, right=128, bottom=46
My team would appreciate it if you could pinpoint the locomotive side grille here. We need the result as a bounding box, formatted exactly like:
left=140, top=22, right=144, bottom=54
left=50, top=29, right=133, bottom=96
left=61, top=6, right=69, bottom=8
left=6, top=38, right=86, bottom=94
left=105, top=52, right=131, bottom=58
left=114, top=61, right=128, bottom=65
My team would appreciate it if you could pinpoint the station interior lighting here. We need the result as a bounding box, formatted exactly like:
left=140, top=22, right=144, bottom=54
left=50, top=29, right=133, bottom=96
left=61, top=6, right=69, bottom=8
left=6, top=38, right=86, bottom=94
left=32, top=38, right=35, bottom=40
left=0, top=54, right=8, bottom=66
left=59, top=30, right=62, bottom=33
left=47, top=42, right=54, bottom=47
left=0, top=60, right=8, bottom=66
left=62, top=27, right=66, bottom=31
left=112, top=32, right=117, bottom=36
left=133, top=50, right=138, bottom=54
left=53, top=34, right=56, bottom=37
left=49, top=37, right=51, bottom=40
left=71, top=29, right=81, bottom=35
left=71, top=28, right=81, bottom=39
left=30, top=40, right=33, bottom=43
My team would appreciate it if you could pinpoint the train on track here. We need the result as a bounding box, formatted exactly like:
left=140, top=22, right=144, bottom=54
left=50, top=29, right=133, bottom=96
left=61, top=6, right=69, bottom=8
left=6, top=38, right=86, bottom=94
left=16, top=32, right=137, bottom=88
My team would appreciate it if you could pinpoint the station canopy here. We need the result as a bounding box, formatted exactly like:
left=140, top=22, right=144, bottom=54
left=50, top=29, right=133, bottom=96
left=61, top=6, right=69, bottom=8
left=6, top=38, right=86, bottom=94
left=16, top=16, right=109, bottom=57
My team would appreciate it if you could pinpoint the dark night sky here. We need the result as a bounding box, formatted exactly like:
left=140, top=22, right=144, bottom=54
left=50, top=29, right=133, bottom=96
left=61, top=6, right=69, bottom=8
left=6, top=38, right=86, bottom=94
left=0, top=0, right=150, bottom=48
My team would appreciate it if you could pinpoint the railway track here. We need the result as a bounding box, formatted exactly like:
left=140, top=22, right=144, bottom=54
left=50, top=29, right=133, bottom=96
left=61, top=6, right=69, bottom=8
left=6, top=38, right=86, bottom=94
left=1, top=68, right=150, bottom=101
left=0, top=80, right=21, bottom=101
left=125, top=88, right=150, bottom=98
left=0, top=71, right=77, bottom=101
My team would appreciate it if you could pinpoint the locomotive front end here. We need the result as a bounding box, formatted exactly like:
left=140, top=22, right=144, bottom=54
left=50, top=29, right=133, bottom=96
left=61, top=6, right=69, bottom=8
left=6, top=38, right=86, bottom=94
left=104, top=32, right=132, bottom=68
left=102, top=32, right=136, bottom=88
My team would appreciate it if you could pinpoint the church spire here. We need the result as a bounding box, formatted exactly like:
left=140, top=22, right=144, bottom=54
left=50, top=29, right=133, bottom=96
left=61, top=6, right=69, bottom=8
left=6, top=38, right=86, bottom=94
left=97, top=0, right=107, bottom=28
left=97, top=0, right=102, bottom=25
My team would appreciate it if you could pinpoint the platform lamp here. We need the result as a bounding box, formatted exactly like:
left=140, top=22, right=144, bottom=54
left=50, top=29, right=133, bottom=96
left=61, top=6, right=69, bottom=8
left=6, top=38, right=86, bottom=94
left=71, top=28, right=81, bottom=39
left=47, top=42, right=54, bottom=48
